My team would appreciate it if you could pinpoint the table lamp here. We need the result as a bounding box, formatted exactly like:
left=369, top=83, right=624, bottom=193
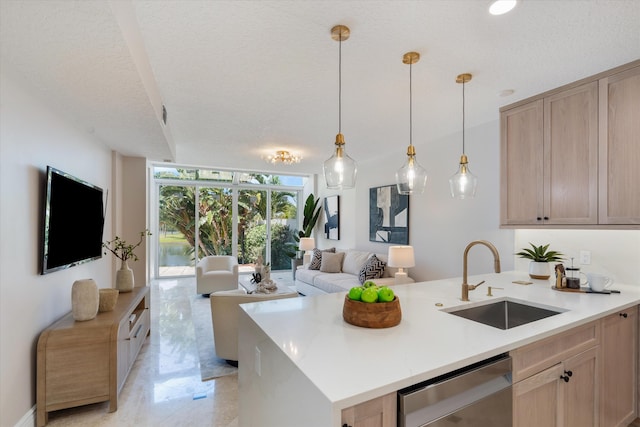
left=299, top=237, right=315, bottom=265
left=388, top=245, right=415, bottom=284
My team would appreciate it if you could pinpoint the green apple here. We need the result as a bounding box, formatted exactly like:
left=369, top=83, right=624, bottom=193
left=348, top=286, right=363, bottom=301
left=362, top=280, right=377, bottom=288
left=377, top=286, right=395, bottom=302
left=361, top=287, right=379, bottom=303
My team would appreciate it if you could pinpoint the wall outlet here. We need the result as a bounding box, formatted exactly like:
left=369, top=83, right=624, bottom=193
left=255, top=346, right=261, bottom=377
left=579, top=250, right=591, bottom=265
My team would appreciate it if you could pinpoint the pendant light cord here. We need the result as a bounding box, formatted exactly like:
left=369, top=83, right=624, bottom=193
left=462, top=79, right=466, bottom=155
left=338, top=33, right=342, bottom=134
left=409, top=62, right=413, bottom=147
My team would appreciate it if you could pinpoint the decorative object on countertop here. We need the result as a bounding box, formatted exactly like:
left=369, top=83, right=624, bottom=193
left=554, top=263, right=566, bottom=289
left=103, top=229, right=152, bottom=292
left=516, top=242, right=564, bottom=280
left=565, top=258, right=587, bottom=289
left=71, top=279, right=99, bottom=321
left=98, top=288, right=119, bottom=312
left=343, top=294, right=401, bottom=328
left=586, top=273, right=614, bottom=292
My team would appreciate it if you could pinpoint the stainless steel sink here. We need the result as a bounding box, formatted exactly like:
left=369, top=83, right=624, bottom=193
left=445, top=299, right=564, bottom=330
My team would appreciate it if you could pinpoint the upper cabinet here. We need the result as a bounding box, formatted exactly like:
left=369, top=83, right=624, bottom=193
left=598, top=66, right=640, bottom=225
left=500, top=60, right=640, bottom=229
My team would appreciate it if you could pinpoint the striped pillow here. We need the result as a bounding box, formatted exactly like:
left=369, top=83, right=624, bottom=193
left=309, top=247, right=336, bottom=270
left=358, top=254, right=386, bottom=284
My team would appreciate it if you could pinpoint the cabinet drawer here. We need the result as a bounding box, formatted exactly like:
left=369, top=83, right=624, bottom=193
left=128, top=308, right=149, bottom=363
left=510, top=321, right=599, bottom=382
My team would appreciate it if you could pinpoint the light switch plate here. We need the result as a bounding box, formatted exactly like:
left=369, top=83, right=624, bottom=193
left=579, top=250, right=591, bottom=265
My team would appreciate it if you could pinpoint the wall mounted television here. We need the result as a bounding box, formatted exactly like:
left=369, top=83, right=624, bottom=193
left=41, top=166, right=105, bottom=274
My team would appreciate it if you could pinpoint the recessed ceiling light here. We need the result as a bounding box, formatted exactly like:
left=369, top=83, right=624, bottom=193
left=489, top=0, right=517, bottom=15
left=499, top=89, right=515, bottom=97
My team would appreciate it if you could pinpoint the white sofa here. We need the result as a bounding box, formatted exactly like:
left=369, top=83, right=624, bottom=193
left=295, top=249, right=414, bottom=296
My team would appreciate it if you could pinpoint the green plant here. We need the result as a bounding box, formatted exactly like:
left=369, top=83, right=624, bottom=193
left=516, top=243, right=564, bottom=262
left=103, top=229, right=152, bottom=262
left=285, top=194, right=321, bottom=259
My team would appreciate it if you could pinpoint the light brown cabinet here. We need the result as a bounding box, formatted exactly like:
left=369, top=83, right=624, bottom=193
left=501, top=81, right=598, bottom=225
left=500, top=59, right=640, bottom=229
left=598, top=65, right=640, bottom=225
left=36, top=286, right=150, bottom=426
left=600, top=307, right=638, bottom=427
left=341, top=392, right=396, bottom=427
left=511, top=321, right=600, bottom=427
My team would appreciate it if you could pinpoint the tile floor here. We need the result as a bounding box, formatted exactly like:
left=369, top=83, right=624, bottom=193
left=46, top=277, right=241, bottom=427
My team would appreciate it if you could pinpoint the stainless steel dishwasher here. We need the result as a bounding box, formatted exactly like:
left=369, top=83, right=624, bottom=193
left=397, top=353, right=512, bottom=427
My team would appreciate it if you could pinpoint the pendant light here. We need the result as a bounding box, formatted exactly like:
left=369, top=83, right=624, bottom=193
left=396, top=52, right=427, bottom=195
left=323, top=25, right=357, bottom=190
left=449, top=73, right=478, bottom=199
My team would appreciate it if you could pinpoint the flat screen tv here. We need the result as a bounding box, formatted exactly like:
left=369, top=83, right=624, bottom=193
left=41, top=166, right=105, bottom=274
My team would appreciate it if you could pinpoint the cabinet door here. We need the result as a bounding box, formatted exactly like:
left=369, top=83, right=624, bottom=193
left=544, top=82, right=598, bottom=224
left=513, top=363, right=564, bottom=427
left=599, top=65, right=640, bottom=225
left=563, top=346, right=599, bottom=427
left=601, top=307, right=638, bottom=426
left=341, top=392, right=396, bottom=427
left=501, top=99, right=544, bottom=225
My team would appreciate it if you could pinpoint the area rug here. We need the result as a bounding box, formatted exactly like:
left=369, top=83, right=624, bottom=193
left=190, top=294, right=238, bottom=381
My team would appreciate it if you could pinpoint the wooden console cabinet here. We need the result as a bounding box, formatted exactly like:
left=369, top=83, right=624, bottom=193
left=36, top=286, right=150, bottom=426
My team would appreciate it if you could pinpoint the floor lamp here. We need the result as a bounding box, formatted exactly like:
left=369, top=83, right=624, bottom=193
left=388, top=246, right=415, bottom=285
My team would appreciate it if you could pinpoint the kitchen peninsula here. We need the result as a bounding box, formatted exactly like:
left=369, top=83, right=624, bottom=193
left=238, top=272, right=640, bottom=426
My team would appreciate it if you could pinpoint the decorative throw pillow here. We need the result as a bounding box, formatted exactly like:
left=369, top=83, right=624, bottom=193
left=320, top=252, right=344, bottom=273
left=358, top=254, right=386, bottom=284
left=309, top=247, right=336, bottom=270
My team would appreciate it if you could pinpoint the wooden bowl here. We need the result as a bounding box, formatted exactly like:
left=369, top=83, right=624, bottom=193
left=342, top=295, right=401, bottom=328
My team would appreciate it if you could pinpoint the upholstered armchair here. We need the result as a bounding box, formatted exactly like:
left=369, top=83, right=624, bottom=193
left=210, top=289, right=297, bottom=364
left=196, top=256, right=239, bottom=296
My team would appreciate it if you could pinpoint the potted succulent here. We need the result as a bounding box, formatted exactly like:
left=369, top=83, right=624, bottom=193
left=516, top=243, right=564, bottom=280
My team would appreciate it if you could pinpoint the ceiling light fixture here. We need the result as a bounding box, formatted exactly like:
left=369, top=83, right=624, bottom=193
left=323, top=25, right=357, bottom=190
left=449, top=73, right=478, bottom=199
left=266, top=150, right=301, bottom=165
left=396, top=52, right=427, bottom=195
left=489, top=0, right=517, bottom=15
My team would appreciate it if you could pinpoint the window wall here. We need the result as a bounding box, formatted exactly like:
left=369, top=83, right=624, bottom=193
left=152, top=166, right=308, bottom=278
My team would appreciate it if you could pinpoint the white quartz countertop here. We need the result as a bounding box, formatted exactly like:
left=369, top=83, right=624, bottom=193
left=240, top=271, right=640, bottom=410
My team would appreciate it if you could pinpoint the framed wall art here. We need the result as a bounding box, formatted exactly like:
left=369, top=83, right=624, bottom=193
left=323, top=195, right=340, bottom=240
left=369, top=185, right=409, bottom=244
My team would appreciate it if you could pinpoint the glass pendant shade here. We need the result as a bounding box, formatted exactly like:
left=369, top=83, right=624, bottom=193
left=324, top=133, right=357, bottom=189
left=449, top=154, right=477, bottom=198
left=395, top=51, right=427, bottom=195
left=396, top=146, right=427, bottom=195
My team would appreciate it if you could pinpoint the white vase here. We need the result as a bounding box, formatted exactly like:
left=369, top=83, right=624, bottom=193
left=529, top=261, right=550, bottom=280
left=72, top=279, right=99, bottom=321
left=116, top=260, right=135, bottom=292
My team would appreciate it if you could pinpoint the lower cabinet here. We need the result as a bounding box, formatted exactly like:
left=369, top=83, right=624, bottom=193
left=600, top=307, right=638, bottom=427
left=514, top=347, right=599, bottom=427
left=341, top=392, right=396, bottom=427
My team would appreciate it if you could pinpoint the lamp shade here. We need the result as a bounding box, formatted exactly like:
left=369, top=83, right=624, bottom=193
left=387, top=246, right=415, bottom=268
left=299, top=237, right=315, bottom=251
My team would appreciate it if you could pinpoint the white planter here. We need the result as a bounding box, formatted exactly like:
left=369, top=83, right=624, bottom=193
left=529, top=261, right=551, bottom=280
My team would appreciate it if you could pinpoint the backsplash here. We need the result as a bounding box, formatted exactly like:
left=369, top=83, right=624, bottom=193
left=514, top=229, right=640, bottom=286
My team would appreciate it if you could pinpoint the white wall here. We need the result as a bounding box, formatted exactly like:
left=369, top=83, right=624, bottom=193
left=315, top=120, right=515, bottom=281
left=0, top=71, right=113, bottom=426
left=515, top=229, right=640, bottom=286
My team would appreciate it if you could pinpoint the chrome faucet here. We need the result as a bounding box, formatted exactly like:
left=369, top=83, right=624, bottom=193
left=461, top=240, right=501, bottom=301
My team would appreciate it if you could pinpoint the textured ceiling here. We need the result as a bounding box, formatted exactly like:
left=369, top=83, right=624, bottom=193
left=1, top=0, right=639, bottom=175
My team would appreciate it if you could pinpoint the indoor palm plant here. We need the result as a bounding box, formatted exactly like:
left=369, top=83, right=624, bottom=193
left=516, top=242, right=564, bottom=280
left=103, top=229, right=152, bottom=292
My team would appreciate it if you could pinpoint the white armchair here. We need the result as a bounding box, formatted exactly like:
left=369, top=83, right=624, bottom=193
left=196, top=256, right=239, bottom=296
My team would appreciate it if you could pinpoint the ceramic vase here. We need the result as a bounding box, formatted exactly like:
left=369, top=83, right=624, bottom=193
left=98, top=288, right=119, bottom=312
left=72, top=279, right=99, bottom=321
left=116, top=260, right=134, bottom=292
left=529, top=261, right=551, bottom=280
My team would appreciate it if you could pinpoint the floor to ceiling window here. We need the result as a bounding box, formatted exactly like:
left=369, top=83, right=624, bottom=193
left=152, top=166, right=308, bottom=278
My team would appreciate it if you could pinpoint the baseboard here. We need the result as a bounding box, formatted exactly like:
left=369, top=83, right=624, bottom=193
left=14, top=405, right=35, bottom=427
